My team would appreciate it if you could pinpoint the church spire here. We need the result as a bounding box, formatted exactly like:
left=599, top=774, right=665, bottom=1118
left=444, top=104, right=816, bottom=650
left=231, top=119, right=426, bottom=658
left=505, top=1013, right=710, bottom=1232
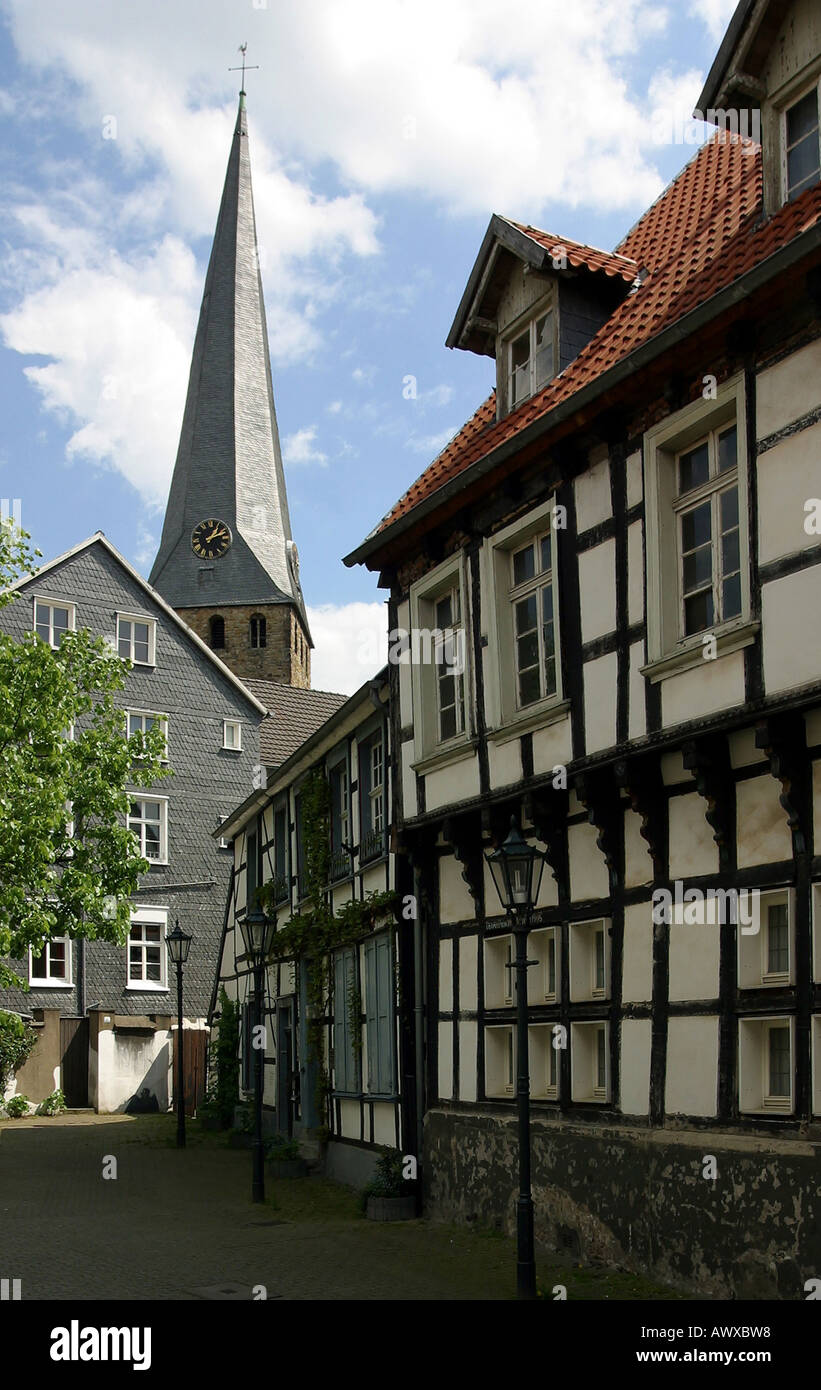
left=150, top=91, right=310, bottom=683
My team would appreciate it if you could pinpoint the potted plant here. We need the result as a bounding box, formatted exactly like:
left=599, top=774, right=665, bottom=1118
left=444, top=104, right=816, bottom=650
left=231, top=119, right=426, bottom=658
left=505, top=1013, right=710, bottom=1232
left=228, top=1101, right=255, bottom=1147
left=363, top=1148, right=416, bottom=1222
left=265, top=1134, right=308, bottom=1178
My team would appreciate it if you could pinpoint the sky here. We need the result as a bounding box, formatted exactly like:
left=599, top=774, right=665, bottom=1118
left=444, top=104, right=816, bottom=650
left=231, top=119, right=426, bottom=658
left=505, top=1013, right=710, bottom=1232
left=0, top=0, right=739, bottom=692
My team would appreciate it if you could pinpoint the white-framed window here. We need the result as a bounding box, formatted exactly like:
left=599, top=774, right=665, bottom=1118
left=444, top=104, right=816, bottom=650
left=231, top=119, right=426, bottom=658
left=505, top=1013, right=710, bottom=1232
left=223, top=719, right=242, bottom=751
left=117, top=613, right=156, bottom=666
left=505, top=302, right=556, bottom=412
left=529, top=1024, right=560, bottom=1100
left=571, top=1020, right=609, bottom=1102
left=739, top=1016, right=794, bottom=1114
left=643, top=374, right=752, bottom=673
left=408, top=554, right=471, bottom=765
left=126, top=710, right=168, bottom=761
left=216, top=812, right=230, bottom=851
left=674, top=422, right=741, bottom=638
left=359, top=729, right=386, bottom=863
left=486, top=498, right=564, bottom=730
left=484, top=933, right=514, bottom=1009
left=29, top=936, right=72, bottom=987
left=127, top=907, right=169, bottom=990
left=782, top=79, right=821, bottom=203
left=738, top=889, right=794, bottom=989
left=33, top=597, right=75, bottom=649
left=127, top=795, right=169, bottom=864
left=528, top=927, right=558, bottom=1004
left=270, top=797, right=290, bottom=904
left=485, top=1024, right=515, bottom=1097
left=569, top=918, right=610, bottom=1001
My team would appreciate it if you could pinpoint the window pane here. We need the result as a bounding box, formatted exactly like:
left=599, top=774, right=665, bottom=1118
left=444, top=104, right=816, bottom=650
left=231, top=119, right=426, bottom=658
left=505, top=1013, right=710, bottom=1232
left=681, top=501, right=711, bottom=551
left=127, top=714, right=139, bottom=737
left=512, top=543, right=535, bottom=587
left=787, top=134, right=821, bottom=196
left=596, top=1029, right=606, bottom=1089
left=146, top=925, right=161, bottom=942
left=129, top=923, right=141, bottom=940
left=547, top=937, right=556, bottom=995
left=439, top=703, right=457, bottom=741
left=594, top=931, right=605, bottom=991
left=684, top=588, right=714, bottom=635
left=544, top=655, right=556, bottom=695
left=129, top=801, right=141, bottom=821
left=533, top=314, right=554, bottom=389
left=767, top=903, right=789, bottom=973
left=518, top=666, right=541, bottom=707
left=721, top=529, right=740, bottom=577
left=722, top=574, right=741, bottom=620
left=678, top=441, right=709, bottom=493
left=515, top=593, right=537, bottom=636
left=517, top=631, right=539, bottom=671
left=787, top=89, right=819, bottom=145
left=717, top=425, right=737, bottom=473
left=118, top=621, right=131, bottom=660
left=435, top=593, right=453, bottom=629
left=134, top=624, right=150, bottom=663
left=539, top=534, right=551, bottom=573
left=720, top=485, right=739, bottom=531
left=768, top=1027, right=791, bottom=1097
left=50, top=941, right=66, bottom=976
left=683, top=545, right=712, bottom=593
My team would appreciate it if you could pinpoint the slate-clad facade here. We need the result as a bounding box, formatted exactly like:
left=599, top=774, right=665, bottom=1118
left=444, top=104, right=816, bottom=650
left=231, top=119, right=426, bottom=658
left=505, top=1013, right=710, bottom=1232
left=346, top=0, right=821, bottom=1296
left=1, top=535, right=264, bottom=1112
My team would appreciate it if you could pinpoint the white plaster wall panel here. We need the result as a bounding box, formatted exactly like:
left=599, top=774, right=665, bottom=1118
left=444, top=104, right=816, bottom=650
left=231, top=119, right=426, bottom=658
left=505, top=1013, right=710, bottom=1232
left=661, top=651, right=746, bottom=726
left=340, top=1098, right=359, bottom=1139
left=488, top=736, right=522, bottom=790
left=439, top=855, right=476, bottom=925
left=668, top=792, right=719, bottom=879
left=401, top=749, right=417, bottom=820
left=372, top=1103, right=395, bottom=1147
left=425, top=753, right=480, bottom=811
left=583, top=651, right=618, bottom=754
left=459, top=1022, right=478, bottom=1102
left=736, top=774, right=793, bottom=869
left=534, top=856, right=559, bottom=909
left=661, top=750, right=689, bottom=784
left=575, top=454, right=612, bottom=532
left=532, top=715, right=572, bottom=777
left=729, top=728, right=767, bottom=767
left=756, top=337, right=821, bottom=438
left=805, top=709, right=821, bottom=746
left=622, top=902, right=653, bottom=1002
left=627, top=522, right=644, bottom=625
left=439, top=947, right=453, bottom=1012
left=620, top=1019, right=651, bottom=1115
left=579, top=540, right=617, bottom=642
left=568, top=820, right=610, bottom=902
left=625, top=449, right=643, bottom=508
left=398, top=657, right=413, bottom=728
left=96, top=1028, right=172, bottom=1114
left=628, top=640, right=647, bottom=742
left=668, top=912, right=720, bottom=1002
left=757, top=423, right=821, bottom=564
left=762, top=570, right=821, bottom=694
left=665, top=1017, right=719, bottom=1116
left=624, top=810, right=654, bottom=889
left=460, top=935, right=479, bottom=1012
left=438, top=1023, right=453, bottom=1099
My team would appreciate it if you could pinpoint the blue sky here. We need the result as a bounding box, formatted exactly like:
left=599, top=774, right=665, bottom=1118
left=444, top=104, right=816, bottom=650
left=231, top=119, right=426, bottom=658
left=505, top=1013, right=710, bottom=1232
left=0, top=0, right=737, bottom=690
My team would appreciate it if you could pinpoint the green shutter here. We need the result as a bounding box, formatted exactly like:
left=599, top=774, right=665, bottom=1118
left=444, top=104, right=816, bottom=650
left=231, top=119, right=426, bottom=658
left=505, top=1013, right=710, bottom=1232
left=333, top=948, right=358, bottom=1093
left=365, top=933, right=395, bottom=1095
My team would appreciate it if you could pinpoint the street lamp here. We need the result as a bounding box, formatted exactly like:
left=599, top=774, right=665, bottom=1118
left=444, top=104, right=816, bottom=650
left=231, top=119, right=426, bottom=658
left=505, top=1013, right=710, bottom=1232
left=238, top=906, right=278, bottom=1203
left=166, top=920, right=193, bottom=1150
left=485, top=816, right=547, bottom=1301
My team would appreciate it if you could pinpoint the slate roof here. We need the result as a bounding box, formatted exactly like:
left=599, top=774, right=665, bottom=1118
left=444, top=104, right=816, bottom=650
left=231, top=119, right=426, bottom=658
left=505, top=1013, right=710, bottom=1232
left=243, top=679, right=347, bottom=767
left=355, top=135, right=821, bottom=546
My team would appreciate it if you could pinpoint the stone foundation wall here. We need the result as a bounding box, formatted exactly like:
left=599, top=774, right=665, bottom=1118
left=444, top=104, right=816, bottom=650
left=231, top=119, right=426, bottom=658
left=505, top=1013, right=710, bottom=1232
left=177, top=604, right=310, bottom=687
left=423, top=1106, right=821, bottom=1299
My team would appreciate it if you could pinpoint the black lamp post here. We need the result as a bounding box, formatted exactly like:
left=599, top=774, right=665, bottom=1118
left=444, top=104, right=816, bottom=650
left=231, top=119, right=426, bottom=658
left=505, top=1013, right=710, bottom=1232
left=238, top=906, right=277, bottom=1203
left=166, top=920, right=193, bottom=1150
left=485, top=816, right=547, bottom=1301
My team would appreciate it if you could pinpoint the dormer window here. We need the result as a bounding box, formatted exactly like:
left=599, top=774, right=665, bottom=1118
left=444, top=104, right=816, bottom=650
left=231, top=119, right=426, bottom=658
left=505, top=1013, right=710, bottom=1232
left=507, top=307, right=555, bottom=410
left=784, top=83, right=820, bottom=202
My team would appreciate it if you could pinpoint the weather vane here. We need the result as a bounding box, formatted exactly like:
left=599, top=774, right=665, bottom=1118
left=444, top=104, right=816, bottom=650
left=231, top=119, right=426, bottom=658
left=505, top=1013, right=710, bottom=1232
left=229, top=42, right=259, bottom=92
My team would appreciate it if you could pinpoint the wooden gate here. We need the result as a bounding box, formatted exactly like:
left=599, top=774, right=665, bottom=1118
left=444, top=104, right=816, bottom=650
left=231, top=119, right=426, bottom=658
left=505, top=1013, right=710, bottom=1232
left=173, top=1029, right=208, bottom=1116
left=60, top=1016, right=89, bottom=1108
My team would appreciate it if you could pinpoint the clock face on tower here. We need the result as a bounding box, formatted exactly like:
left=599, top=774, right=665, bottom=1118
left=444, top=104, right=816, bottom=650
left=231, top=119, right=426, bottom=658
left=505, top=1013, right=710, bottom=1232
left=191, top=519, right=232, bottom=560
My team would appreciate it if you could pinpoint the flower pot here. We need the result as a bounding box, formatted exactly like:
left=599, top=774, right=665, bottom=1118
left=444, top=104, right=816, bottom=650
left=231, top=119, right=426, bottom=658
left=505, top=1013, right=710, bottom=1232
left=366, top=1195, right=417, bottom=1222
left=266, top=1157, right=308, bottom=1179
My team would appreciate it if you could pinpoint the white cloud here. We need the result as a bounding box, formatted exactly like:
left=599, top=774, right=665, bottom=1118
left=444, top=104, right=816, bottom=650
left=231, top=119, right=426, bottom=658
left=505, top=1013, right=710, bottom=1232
left=307, top=600, right=388, bottom=694
left=326, top=400, right=343, bottom=414
left=283, top=426, right=328, bottom=468
left=688, top=0, right=736, bottom=41
left=407, top=426, right=460, bottom=455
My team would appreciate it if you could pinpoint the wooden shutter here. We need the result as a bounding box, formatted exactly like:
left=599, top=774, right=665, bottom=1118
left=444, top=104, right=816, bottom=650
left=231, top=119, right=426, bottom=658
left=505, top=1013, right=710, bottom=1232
left=333, top=948, right=358, bottom=1093
left=365, top=933, right=395, bottom=1095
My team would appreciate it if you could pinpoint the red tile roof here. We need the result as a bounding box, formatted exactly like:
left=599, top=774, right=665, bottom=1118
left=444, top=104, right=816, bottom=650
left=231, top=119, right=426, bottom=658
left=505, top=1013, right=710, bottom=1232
left=373, top=136, right=821, bottom=538
left=506, top=219, right=638, bottom=282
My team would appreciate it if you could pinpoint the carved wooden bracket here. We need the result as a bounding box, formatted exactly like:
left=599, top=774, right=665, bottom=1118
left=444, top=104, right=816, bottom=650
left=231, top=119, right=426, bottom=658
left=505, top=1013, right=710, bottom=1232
left=442, top=813, right=484, bottom=903
left=681, top=735, right=733, bottom=868
left=523, top=788, right=569, bottom=891
left=754, top=716, right=808, bottom=856
left=613, top=755, right=665, bottom=878
left=575, top=770, right=620, bottom=893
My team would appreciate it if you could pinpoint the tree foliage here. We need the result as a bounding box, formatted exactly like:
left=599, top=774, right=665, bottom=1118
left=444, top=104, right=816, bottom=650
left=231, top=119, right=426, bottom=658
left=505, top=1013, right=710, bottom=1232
left=0, top=1008, right=37, bottom=1092
left=0, top=522, right=170, bottom=987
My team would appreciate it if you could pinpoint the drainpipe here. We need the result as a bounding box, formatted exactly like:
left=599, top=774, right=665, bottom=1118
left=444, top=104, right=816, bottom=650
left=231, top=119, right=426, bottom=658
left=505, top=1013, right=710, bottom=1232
left=78, top=936, right=86, bottom=1018
left=413, top=863, right=424, bottom=1180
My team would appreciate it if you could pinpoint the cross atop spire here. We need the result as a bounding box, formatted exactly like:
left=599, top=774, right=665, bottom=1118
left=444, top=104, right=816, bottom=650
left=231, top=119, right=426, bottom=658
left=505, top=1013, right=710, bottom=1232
left=229, top=42, right=259, bottom=97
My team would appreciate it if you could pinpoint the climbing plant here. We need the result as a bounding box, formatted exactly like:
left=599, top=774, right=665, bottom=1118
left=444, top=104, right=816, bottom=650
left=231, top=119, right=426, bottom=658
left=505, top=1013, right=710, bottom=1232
left=0, top=1009, right=37, bottom=1094
left=255, top=766, right=396, bottom=1122
left=203, top=986, right=240, bottom=1129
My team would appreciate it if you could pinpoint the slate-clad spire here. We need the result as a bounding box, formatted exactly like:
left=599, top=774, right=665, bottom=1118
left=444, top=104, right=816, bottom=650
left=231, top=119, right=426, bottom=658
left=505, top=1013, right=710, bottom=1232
left=150, top=93, right=306, bottom=627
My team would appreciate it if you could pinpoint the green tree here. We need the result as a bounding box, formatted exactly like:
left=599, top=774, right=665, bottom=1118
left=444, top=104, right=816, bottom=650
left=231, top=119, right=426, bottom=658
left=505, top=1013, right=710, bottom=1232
left=0, top=522, right=170, bottom=988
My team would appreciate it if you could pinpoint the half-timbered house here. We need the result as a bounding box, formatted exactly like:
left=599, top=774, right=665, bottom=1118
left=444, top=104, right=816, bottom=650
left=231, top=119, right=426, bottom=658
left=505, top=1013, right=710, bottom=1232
left=345, top=0, right=821, bottom=1295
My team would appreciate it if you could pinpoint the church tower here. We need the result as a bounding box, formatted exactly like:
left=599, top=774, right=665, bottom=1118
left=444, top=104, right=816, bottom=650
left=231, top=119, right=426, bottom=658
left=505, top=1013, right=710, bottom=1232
left=150, top=91, right=310, bottom=688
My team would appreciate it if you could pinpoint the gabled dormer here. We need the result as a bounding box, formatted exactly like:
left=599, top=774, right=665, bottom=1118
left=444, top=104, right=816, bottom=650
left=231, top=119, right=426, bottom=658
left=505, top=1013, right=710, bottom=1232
left=446, top=215, right=636, bottom=420
left=698, top=0, right=821, bottom=216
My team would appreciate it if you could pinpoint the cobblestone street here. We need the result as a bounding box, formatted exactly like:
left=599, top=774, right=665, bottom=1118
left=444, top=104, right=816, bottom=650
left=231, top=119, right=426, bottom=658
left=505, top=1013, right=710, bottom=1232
left=0, top=1113, right=681, bottom=1302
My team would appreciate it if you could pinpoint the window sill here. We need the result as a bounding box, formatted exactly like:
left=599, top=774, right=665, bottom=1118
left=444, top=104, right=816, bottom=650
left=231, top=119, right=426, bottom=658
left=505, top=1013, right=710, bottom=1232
left=641, top=619, right=759, bottom=684
left=28, top=980, right=73, bottom=990
left=126, top=983, right=169, bottom=993
left=487, top=698, right=571, bottom=747
left=412, top=737, right=478, bottom=776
